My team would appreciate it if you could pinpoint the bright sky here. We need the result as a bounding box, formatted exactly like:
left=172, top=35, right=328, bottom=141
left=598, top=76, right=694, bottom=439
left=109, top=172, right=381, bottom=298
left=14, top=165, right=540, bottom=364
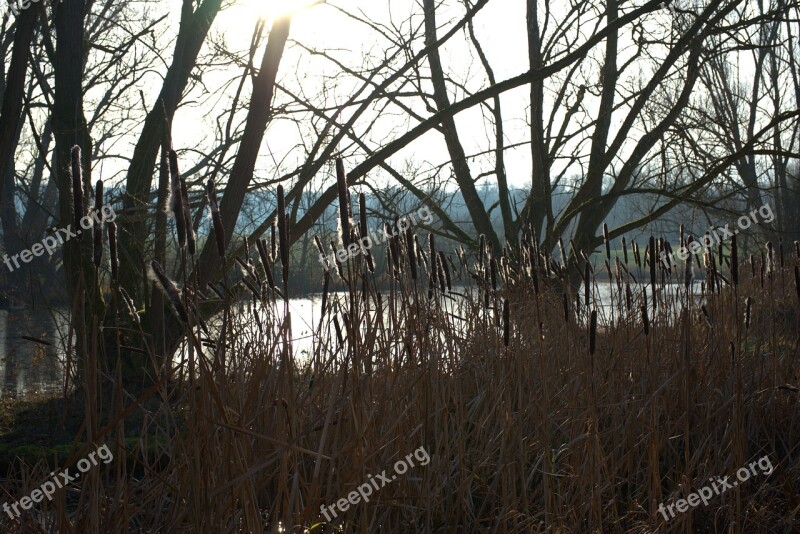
left=173, top=0, right=536, bottom=191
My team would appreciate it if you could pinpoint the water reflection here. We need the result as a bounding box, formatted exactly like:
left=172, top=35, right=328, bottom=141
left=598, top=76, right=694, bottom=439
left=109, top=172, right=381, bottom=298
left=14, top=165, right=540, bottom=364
left=0, top=309, right=68, bottom=398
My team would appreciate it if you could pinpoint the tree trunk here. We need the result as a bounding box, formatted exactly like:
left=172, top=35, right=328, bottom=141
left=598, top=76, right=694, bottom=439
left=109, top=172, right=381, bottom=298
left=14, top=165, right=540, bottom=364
left=118, top=0, right=223, bottom=302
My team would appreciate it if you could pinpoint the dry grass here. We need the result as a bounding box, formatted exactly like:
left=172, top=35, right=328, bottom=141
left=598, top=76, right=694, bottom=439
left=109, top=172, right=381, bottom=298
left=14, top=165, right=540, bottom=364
left=2, top=184, right=799, bottom=533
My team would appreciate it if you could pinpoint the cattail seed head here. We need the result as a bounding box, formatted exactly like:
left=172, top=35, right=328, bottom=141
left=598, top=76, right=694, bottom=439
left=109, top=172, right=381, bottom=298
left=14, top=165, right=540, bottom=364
left=93, top=179, right=103, bottom=267
left=745, top=296, right=752, bottom=329
left=584, top=260, right=591, bottom=307
left=603, top=223, right=610, bottom=261
left=477, top=234, right=485, bottom=273
left=70, top=146, right=84, bottom=236
left=107, top=220, right=118, bottom=281
left=358, top=193, right=375, bottom=272
left=648, top=235, right=656, bottom=290
left=180, top=177, right=195, bottom=255
left=730, top=234, right=738, bottom=286
left=168, top=150, right=186, bottom=248
left=589, top=309, right=597, bottom=355
left=335, top=158, right=351, bottom=249
left=150, top=260, right=189, bottom=324
left=641, top=304, right=649, bottom=336
left=622, top=236, right=628, bottom=265
left=256, top=238, right=276, bottom=291
left=406, top=227, right=417, bottom=280
left=794, top=265, right=800, bottom=303
left=438, top=251, right=451, bottom=291
left=270, top=221, right=277, bottom=261
left=330, top=242, right=344, bottom=279
left=206, top=178, right=226, bottom=257
left=277, top=186, right=289, bottom=291
left=436, top=253, right=446, bottom=293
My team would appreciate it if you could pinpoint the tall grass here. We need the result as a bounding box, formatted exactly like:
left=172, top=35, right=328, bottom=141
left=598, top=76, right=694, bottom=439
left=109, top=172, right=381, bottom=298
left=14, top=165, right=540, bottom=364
left=1, top=164, right=799, bottom=532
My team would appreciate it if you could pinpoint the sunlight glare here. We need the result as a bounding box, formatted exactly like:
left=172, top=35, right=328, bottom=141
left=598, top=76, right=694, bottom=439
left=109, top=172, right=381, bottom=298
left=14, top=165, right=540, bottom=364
left=241, top=0, right=321, bottom=21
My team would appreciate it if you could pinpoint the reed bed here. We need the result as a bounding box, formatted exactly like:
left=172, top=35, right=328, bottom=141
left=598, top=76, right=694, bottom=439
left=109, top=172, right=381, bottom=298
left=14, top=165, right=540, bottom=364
left=1, top=156, right=799, bottom=533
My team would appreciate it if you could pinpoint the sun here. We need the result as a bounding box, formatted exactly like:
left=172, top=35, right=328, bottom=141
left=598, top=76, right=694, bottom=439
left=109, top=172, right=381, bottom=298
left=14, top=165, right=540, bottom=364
left=240, top=0, right=323, bottom=21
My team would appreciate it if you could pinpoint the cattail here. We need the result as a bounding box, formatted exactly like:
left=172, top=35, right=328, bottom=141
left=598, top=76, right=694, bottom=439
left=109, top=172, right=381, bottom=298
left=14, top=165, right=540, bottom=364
left=70, top=146, right=84, bottom=235
left=239, top=272, right=260, bottom=297
left=530, top=245, right=539, bottom=294
left=206, top=178, right=226, bottom=257
left=745, top=296, right=752, bottom=329
left=406, top=227, right=417, bottom=280
left=679, top=224, right=684, bottom=251
left=730, top=234, right=738, bottom=286
left=589, top=309, right=597, bottom=355
left=330, top=242, right=344, bottom=279
left=684, top=245, right=693, bottom=290
left=333, top=314, right=344, bottom=345
left=436, top=253, right=446, bottom=293
left=428, top=232, right=436, bottom=264
left=358, top=193, right=375, bottom=272
left=584, top=260, right=591, bottom=307
left=558, top=238, right=567, bottom=267
left=107, top=221, right=118, bottom=281
left=502, top=298, right=510, bottom=346
left=477, top=234, right=485, bottom=273
left=633, top=241, right=642, bottom=269
left=93, top=179, right=103, bottom=267
left=625, top=280, right=632, bottom=311
left=794, top=265, right=800, bottom=303
left=256, top=238, right=276, bottom=291
left=622, top=236, right=628, bottom=266
left=118, top=287, right=140, bottom=326
left=750, top=253, right=756, bottom=279
left=416, top=235, right=428, bottom=271
left=648, top=235, right=656, bottom=295
left=766, top=241, right=774, bottom=278
left=563, top=291, right=570, bottom=322
left=180, top=177, right=195, bottom=255
left=641, top=304, right=649, bottom=336
left=490, top=256, right=497, bottom=291
left=320, top=270, right=330, bottom=328
left=271, top=221, right=277, bottom=261
left=438, top=251, right=451, bottom=291
left=277, top=185, right=289, bottom=290
left=388, top=221, right=401, bottom=275
left=603, top=223, right=610, bottom=261
left=335, top=158, right=351, bottom=249
left=150, top=260, right=189, bottom=324
left=168, top=150, right=186, bottom=248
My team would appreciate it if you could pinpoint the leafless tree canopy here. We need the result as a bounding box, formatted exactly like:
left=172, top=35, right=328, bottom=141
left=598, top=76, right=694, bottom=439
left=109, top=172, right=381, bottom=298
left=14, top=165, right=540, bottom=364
left=0, top=0, right=798, bottom=349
